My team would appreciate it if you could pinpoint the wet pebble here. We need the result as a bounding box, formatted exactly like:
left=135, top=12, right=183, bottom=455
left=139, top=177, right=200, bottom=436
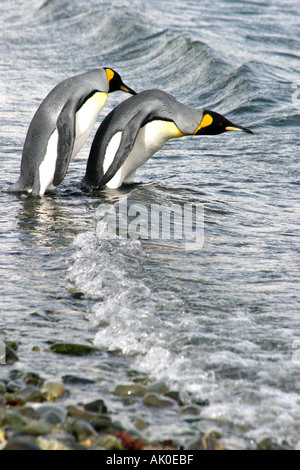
left=66, top=404, right=114, bottom=433
left=21, top=419, right=53, bottom=436
left=134, top=418, right=148, bottom=431
left=5, top=385, right=45, bottom=406
left=4, top=342, right=19, bottom=364
left=3, top=438, right=41, bottom=450
left=0, top=381, right=6, bottom=394
left=114, top=384, right=147, bottom=398
left=50, top=343, right=95, bottom=356
left=34, top=404, right=67, bottom=425
left=146, top=380, right=169, bottom=395
left=6, top=380, right=25, bottom=393
left=84, top=399, right=107, bottom=414
left=62, top=375, right=95, bottom=385
left=164, top=390, right=183, bottom=405
left=0, top=409, right=28, bottom=429
left=68, top=288, right=85, bottom=300
left=22, top=372, right=44, bottom=387
left=41, top=381, right=66, bottom=401
left=36, top=436, right=73, bottom=451
left=99, top=434, right=124, bottom=450
left=93, top=415, right=115, bottom=433
left=257, top=437, right=291, bottom=451
left=185, top=432, right=225, bottom=450
left=179, top=405, right=201, bottom=416
left=143, top=393, right=176, bottom=408
left=70, top=418, right=99, bottom=441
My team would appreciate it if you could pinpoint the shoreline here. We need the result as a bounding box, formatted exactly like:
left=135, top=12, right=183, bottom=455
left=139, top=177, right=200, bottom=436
left=0, top=341, right=292, bottom=451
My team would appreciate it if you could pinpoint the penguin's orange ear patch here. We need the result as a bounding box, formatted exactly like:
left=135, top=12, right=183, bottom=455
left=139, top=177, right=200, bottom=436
left=106, top=68, right=115, bottom=84
left=194, top=113, right=213, bottom=134
left=201, top=113, right=213, bottom=128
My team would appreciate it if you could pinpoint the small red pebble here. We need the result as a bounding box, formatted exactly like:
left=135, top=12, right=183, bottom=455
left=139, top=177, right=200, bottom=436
left=116, top=431, right=144, bottom=450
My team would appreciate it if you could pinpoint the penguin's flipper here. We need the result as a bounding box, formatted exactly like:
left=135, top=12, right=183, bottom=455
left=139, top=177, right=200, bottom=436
left=96, top=110, right=148, bottom=188
left=53, top=90, right=98, bottom=186
left=52, top=97, right=78, bottom=186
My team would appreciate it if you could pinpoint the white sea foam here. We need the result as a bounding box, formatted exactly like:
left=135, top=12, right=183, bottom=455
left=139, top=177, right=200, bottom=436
left=67, top=218, right=196, bottom=390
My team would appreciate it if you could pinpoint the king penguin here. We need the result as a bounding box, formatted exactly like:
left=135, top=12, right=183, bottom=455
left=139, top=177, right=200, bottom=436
left=82, top=89, right=253, bottom=190
left=8, top=68, right=136, bottom=196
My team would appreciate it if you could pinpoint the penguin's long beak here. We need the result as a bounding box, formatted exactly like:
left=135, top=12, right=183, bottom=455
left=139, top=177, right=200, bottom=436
left=225, top=124, right=253, bottom=134
left=120, top=84, right=137, bottom=95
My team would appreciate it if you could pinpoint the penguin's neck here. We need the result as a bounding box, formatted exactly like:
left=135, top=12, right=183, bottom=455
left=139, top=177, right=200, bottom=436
left=143, top=119, right=186, bottom=146
left=73, top=91, right=108, bottom=158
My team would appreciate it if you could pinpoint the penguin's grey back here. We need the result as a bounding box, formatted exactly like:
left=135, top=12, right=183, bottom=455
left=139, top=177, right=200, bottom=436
left=97, top=89, right=203, bottom=136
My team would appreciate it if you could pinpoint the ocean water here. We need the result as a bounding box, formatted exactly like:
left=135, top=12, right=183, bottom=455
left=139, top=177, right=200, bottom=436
left=1, top=0, right=300, bottom=448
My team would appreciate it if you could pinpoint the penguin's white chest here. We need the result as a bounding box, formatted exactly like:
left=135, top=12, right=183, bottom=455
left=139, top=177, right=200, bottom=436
left=104, top=120, right=182, bottom=189
left=73, top=91, right=108, bottom=157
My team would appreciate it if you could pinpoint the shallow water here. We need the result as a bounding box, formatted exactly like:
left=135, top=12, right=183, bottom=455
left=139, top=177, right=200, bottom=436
left=1, top=0, right=300, bottom=448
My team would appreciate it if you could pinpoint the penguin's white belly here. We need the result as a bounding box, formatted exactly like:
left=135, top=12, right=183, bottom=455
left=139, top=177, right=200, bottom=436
left=38, top=129, right=59, bottom=196
left=105, top=120, right=180, bottom=189
left=73, top=91, right=108, bottom=158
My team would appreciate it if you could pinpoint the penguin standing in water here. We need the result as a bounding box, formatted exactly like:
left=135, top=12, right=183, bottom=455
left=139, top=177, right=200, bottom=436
left=83, top=89, right=253, bottom=190
left=9, top=68, right=136, bottom=196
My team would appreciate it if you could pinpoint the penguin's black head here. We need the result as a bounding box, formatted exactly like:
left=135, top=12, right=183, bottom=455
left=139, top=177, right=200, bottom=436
left=105, top=68, right=136, bottom=95
left=194, top=110, right=253, bottom=136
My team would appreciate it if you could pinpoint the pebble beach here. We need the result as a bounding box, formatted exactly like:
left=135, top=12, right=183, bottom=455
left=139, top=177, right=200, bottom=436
left=0, top=340, right=292, bottom=451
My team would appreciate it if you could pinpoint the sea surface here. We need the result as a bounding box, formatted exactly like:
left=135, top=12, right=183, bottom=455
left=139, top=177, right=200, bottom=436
left=1, top=0, right=300, bottom=448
